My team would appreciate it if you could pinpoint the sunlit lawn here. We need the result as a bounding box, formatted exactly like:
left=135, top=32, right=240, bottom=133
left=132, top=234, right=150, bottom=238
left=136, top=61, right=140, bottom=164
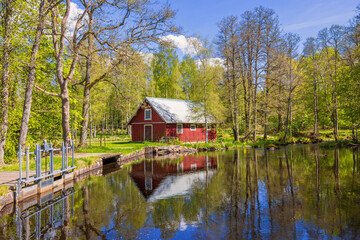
left=0, top=156, right=99, bottom=172
left=77, top=139, right=171, bottom=155
left=1, top=130, right=356, bottom=172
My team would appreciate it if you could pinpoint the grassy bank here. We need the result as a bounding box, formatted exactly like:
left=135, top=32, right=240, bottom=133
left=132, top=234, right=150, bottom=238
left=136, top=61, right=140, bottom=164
left=1, top=130, right=358, bottom=172
left=76, top=135, right=171, bottom=154
left=0, top=135, right=171, bottom=172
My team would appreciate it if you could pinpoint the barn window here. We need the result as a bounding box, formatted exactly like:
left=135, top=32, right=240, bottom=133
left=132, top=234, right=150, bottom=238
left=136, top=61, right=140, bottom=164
left=177, top=124, right=183, bottom=134
left=207, top=125, right=211, bottom=131
left=190, top=124, right=196, bottom=131
left=145, top=109, right=151, bottom=120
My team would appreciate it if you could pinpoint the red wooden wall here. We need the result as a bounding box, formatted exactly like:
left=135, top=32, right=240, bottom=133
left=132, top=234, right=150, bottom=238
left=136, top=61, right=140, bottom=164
left=129, top=101, right=166, bottom=141
left=129, top=100, right=217, bottom=142
left=131, top=123, right=166, bottom=142
left=166, top=123, right=217, bottom=142
left=130, top=102, right=164, bottom=124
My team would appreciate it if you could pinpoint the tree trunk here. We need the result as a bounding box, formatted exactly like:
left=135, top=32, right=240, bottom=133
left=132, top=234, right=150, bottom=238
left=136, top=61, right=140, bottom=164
left=263, top=99, right=268, bottom=140
left=79, top=12, right=93, bottom=147
left=0, top=0, right=13, bottom=165
left=284, top=95, right=291, bottom=143
left=61, top=86, right=71, bottom=145
left=235, top=109, right=239, bottom=141
left=80, top=86, right=91, bottom=146
left=18, top=0, right=46, bottom=149
left=313, top=72, right=319, bottom=137
left=204, top=84, right=208, bottom=143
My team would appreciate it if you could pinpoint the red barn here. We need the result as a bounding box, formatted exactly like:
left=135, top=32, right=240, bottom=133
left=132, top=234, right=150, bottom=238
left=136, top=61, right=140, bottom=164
left=128, top=97, right=217, bottom=142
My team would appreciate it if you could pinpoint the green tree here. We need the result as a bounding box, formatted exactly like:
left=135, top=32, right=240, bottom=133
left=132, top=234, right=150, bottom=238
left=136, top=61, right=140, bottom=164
left=151, top=46, right=182, bottom=99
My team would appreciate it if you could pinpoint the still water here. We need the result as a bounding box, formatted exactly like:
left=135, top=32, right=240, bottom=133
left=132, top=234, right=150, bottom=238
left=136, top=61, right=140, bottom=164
left=1, top=144, right=360, bottom=239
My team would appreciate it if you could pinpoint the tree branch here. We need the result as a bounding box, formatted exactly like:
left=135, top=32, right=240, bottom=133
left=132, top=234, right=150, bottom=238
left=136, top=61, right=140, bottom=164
left=34, top=85, right=60, bottom=97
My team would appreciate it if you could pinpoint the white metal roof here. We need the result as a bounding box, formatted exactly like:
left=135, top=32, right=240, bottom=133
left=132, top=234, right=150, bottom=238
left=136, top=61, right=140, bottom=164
left=147, top=170, right=216, bottom=202
left=145, top=97, right=214, bottom=124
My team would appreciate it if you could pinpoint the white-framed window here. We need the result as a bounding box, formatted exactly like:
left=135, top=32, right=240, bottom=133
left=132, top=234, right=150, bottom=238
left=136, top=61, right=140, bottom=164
left=177, top=124, right=183, bottom=134
left=145, top=108, right=151, bottom=120
left=190, top=124, right=196, bottom=131
left=207, top=125, right=211, bottom=131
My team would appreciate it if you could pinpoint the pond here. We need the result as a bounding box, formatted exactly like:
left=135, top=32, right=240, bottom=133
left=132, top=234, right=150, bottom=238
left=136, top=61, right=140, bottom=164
left=0, top=144, right=360, bottom=239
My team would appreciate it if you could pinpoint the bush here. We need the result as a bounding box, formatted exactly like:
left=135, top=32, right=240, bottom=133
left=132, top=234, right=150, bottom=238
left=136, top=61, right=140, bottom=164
left=225, top=142, right=232, bottom=148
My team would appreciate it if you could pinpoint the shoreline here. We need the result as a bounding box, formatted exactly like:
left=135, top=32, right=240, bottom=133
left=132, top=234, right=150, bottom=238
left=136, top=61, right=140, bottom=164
left=1, top=140, right=359, bottom=212
left=0, top=145, right=197, bottom=212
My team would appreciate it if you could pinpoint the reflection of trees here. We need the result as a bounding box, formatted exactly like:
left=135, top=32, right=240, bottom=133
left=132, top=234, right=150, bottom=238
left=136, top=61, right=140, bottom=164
left=2, top=146, right=357, bottom=239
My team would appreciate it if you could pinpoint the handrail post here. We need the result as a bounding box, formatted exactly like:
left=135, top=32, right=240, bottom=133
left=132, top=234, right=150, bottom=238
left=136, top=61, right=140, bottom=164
left=25, top=146, right=29, bottom=181
left=36, top=144, right=41, bottom=178
left=65, top=142, right=68, bottom=169
left=50, top=143, right=54, bottom=174
left=34, top=145, right=38, bottom=178
left=18, top=145, right=22, bottom=185
left=61, top=143, right=65, bottom=171
left=71, top=141, right=74, bottom=168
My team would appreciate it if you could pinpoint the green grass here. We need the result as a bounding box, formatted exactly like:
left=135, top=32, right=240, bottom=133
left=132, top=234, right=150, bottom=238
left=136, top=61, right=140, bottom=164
left=1, top=130, right=357, bottom=172
left=0, top=186, right=9, bottom=197
left=77, top=140, right=171, bottom=155
left=0, top=134, right=171, bottom=172
left=0, top=156, right=99, bottom=172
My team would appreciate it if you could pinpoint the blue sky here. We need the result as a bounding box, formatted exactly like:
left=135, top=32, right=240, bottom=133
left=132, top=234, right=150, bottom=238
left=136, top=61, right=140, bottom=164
left=169, top=0, right=359, bottom=44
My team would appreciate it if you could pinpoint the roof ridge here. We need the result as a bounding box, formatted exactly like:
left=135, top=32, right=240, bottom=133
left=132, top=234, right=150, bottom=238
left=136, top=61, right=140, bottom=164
left=145, top=97, right=193, bottom=102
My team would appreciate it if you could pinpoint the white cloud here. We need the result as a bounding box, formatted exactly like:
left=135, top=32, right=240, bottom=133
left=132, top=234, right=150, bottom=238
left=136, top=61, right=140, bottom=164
left=196, top=57, right=224, bottom=68
left=139, top=52, right=154, bottom=65
left=66, top=2, right=86, bottom=36
left=160, top=35, right=202, bottom=56
left=208, top=57, right=224, bottom=67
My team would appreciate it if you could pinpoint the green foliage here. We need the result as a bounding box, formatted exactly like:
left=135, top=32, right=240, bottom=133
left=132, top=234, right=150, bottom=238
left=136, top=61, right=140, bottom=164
left=0, top=185, right=9, bottom=197
left=151, top=46, right=183, bottom=99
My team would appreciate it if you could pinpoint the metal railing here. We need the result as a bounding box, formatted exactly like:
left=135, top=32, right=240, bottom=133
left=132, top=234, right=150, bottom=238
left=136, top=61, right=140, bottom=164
left=18, top=140, right=75, bottom=186
left=15, top=188, right=75, bottom=240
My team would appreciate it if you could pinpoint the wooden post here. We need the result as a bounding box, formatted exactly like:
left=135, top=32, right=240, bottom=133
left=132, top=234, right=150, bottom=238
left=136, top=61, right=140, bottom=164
left=100, top=135, right=102, bottom=147
left=104, top=136, right=106, bottom=148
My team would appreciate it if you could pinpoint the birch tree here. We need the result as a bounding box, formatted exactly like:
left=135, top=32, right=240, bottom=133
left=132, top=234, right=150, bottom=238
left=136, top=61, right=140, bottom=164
left=283, top=33, right=300, bottom=143
left=78, top=0, right=178, bottom=146
left=0, top=0, right=15, bottom=165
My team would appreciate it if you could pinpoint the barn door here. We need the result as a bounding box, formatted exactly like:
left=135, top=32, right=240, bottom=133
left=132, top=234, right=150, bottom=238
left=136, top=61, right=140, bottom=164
left=144, top=125, right=152, bottom=141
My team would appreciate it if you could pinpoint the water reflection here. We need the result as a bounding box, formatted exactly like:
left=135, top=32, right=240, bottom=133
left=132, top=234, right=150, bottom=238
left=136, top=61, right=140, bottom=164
left=130, top=155, right=217, bottom=202
left=0, top=145, right=359, bottom=239
left=0, top=188, right=75, bottom=240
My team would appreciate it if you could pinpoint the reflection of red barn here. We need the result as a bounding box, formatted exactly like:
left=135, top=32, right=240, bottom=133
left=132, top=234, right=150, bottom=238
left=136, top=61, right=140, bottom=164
left=130, top=155, right=217, bottom=201
left=127, top=97, right=217, bottom=142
